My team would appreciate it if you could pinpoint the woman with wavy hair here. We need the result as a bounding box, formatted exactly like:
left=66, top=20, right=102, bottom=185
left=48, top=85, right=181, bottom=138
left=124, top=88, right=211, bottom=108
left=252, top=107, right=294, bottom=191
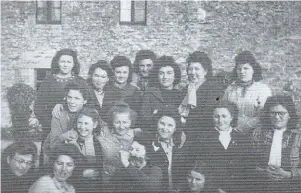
left=35, top=49, right=87, bottom=141
left=223, top=51, right=272, bottom=139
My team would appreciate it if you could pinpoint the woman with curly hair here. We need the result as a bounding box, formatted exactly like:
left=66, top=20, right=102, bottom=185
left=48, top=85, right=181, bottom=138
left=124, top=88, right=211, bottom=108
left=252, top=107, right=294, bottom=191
left=141, top=55, right=185, bottom=133
left=35, top=49, right=87, bottom=141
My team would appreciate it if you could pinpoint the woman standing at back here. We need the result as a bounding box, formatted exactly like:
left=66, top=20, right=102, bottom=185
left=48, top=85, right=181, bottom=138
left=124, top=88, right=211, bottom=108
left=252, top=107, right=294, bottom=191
left=35, top=49, right=87, bottom=141
left=223, top=51, right=272, bottom=139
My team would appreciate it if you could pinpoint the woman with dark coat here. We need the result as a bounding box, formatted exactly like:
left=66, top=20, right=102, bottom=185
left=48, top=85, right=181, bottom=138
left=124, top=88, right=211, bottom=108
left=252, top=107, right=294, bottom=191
left=141, top=56, right=184, bottom=134
left=178, top=51, right=224, bottom=142
left=193, top=101, right=255, bottom=193
left=145, top=111, right=188, bottom=192
left=35, top=49, right=87, bottom=141
left=254, top=95, right=301, bottom=193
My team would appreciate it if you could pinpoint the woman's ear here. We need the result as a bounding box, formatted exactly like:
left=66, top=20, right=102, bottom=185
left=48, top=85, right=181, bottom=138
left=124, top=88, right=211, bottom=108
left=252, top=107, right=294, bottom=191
left=7, top=156, right=11, bottom=164
left=83, top=100, right=87, bottom=105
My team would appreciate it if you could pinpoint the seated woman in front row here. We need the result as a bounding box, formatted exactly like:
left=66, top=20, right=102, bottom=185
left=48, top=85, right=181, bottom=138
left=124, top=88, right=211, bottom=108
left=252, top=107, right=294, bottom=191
left=57, top=107, right=108, bottom=192
left=145, top=110, right=187, bottom=192
left=254, top=95, right=301, bottom=193
left=176, top=160, right=226, bottom=193
left=29, top=144, right=82, bottom=193
left=192, top=101, right=255, bottom=193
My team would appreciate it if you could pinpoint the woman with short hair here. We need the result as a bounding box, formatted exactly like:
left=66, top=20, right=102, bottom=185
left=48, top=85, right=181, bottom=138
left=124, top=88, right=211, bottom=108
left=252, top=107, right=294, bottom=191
left=254, top=95, right=301, bottom=192
left=178, top=51, right=224, bottom=142
left=142, top=55, right=184, bottom=134
left=28, top=144, right=82, bottom=193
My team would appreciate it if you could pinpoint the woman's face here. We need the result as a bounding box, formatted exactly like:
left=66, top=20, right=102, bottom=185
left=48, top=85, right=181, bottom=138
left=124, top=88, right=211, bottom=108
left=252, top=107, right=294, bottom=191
left=77, top=115, right=97, bottom=138
left=158, top=66, right=175, bottom=90
left=157, top=116, right=176, bottom=139
left=187, top=170, right=205, bottom=192
left=92, top=68, right=109, bottom=90
left=213, top=108, right=233, bottom=131
left=53, top=155, right=75, bottom=182
left=113, top=112, right=132, bottom=136
left=269, top=105, right=290, bottom=130
left=139, top=59, right=154, bottom=77
left=58, top=55, right=74, bottom=75
left=187, top=62, right=207, bottom=84
left=236, top=63, right=254, bottom=82
left=114, top=66, right=129, bottom=85
left=66, top=90, right=87, bottom=113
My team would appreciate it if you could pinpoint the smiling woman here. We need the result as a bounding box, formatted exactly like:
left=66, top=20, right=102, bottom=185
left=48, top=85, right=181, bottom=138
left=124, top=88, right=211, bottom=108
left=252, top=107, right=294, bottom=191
left=29, top=144, right=82, bottom=193
left=42, top=82, right=90, bottom=161
left=35, top=49, right=87, bottom=142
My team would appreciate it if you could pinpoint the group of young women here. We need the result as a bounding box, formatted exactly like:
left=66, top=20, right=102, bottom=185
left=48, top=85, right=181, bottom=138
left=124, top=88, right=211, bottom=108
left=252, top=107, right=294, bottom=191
left=23, top=48, right=300, bottom=192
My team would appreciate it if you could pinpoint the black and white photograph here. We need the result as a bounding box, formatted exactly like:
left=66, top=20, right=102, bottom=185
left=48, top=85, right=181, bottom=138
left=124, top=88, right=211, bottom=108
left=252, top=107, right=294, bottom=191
left=1, top=0, right=301, bottom=192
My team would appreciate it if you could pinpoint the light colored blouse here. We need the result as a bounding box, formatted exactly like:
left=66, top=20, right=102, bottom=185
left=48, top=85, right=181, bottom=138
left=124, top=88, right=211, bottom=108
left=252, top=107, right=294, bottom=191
left=28, top=175, right=75, bottom=193
left=223, top=81, right=272, bottom=133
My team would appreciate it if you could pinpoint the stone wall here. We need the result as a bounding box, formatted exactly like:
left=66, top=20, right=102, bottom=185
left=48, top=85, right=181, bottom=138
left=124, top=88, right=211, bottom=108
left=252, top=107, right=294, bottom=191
left=2, top=1, right=301, bottom=127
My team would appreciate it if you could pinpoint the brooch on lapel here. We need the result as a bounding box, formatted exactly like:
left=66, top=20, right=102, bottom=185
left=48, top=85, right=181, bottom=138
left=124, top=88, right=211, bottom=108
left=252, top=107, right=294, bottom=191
left=152, top=141, right=160, bottom=152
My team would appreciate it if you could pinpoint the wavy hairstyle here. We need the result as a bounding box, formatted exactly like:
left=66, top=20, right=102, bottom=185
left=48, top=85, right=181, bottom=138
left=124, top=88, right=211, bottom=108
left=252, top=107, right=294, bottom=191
left=148, top=55, right=182, bottom=88
left=51, top=49, right=80, bottom=75
left=186, top=51, right=213, bottom=79
left=231, top=51, right=263, bottom=83
left=87, top=60, right=112, bottom=88
left=110, top=55, right=133, bottom=83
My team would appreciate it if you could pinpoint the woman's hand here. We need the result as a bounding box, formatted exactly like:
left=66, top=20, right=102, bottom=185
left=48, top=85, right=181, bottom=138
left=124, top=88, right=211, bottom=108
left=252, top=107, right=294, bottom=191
left=83, top=168, right=99, bottom=179
left=52, top=104, right=64, bottom=118
left=267, top=165, right=292, bottom=181
left=119, top=150, right=130, bottom=168
left=60, top=130, right=78, bottom=143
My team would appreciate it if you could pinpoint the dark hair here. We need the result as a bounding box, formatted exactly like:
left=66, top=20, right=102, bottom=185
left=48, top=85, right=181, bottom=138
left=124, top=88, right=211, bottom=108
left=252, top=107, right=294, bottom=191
left=187, top=160, right=215, bottom=191
left=107, top=101, right=138, bottom=129
left=260, top=95, right=298, bottom=131
left=110, top=55, right=133, bottom=82
left=47, top=144, right=83, bottom=182
left=88, top=60, right=112, bottom=78
left=213, top=101, right=239, bottom=128
left=64, top=82, right=90, bottom=101
left=231, top=51, right=263, bottom=82
left=51, top=49, right=80, bottom=75
left=3, top=142, right=38, bottom=162
left=133, top=50, right=156, bottom=74
left=155, top=110, right=183, bottom=147
left=77, top=107, right=107, bottom=136
left=149, top=55, right=182, bottom=88
left=186, top=51, right=213, bottom=79
left=7, top=83, right=36, bottom=129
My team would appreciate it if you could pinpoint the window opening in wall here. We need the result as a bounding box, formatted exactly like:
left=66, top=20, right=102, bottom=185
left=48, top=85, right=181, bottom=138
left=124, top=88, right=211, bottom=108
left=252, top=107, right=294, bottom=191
left=36, top=0, right=61, bottom=24
left=120, top=0, right=147, bottom=25
left=35, top=68, right=51, bottom=89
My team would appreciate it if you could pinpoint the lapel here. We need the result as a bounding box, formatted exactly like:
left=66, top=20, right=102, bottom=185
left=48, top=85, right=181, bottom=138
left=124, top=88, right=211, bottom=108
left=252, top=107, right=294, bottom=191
left=148, top=87, right=164, bottom=102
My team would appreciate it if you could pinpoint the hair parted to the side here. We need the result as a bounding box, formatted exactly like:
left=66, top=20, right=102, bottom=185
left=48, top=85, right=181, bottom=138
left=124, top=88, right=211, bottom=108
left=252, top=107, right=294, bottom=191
left=231, top=51, right=263, bottom=83
left=260, top=95, right=298, bottom=131
left=3, top=141, right=38, bottom=162
left=110, top=55, right=133, bottom=82
left=88, top=60, right=113, bottom=78
left=213, top=101, right=239, bottom=128
left=77, top=107, right=107, bottom=136
left=148, top=55, right=182, bottom=88
left=51, top=49, right=80, bottom=75
left=133, top=50, right=157, bottom=74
